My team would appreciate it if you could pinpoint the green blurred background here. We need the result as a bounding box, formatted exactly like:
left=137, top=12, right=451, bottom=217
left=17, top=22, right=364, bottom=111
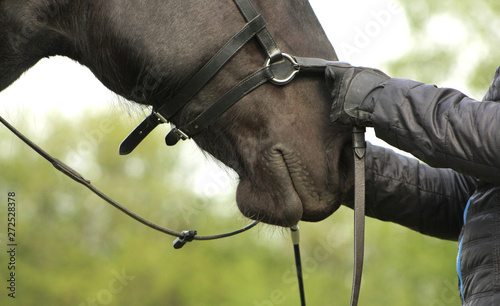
left=1, top=0, right=498, bottom=305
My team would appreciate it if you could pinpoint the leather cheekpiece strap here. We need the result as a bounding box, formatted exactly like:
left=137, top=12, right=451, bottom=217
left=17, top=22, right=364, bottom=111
left=234, top=0, right=282, bottom=62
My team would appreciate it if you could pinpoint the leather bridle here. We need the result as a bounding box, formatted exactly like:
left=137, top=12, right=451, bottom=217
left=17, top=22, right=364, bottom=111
left=118, top=0, right=335, bottom=154
left=0, top=0, right=366, bottom=305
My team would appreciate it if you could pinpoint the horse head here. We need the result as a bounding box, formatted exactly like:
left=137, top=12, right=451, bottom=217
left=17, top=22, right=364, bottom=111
left=0, top=0, right=353, bottom=227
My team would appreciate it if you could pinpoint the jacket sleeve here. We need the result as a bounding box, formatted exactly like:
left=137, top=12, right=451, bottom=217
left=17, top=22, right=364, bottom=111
left=371, top=78, right=500, bottom=185
left=349, top=143, right=477, bottom=241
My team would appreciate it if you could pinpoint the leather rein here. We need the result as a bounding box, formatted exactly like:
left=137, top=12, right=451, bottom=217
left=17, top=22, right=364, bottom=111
left=0, top=0, right=366, bottom=305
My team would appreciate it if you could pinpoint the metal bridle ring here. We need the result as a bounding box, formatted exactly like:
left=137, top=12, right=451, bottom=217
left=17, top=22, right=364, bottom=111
left=265, top=53, right=300, bottom=85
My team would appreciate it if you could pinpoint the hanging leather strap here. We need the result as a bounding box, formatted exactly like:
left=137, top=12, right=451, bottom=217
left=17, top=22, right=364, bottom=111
left=350, top=126, right=366, bottom=306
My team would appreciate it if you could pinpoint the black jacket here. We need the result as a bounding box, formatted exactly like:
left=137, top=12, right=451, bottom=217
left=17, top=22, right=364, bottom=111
left=355, top=67, right=500, bottom=305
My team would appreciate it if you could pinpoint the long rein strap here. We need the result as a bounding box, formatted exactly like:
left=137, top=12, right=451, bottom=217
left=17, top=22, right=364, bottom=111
left=286, top=127, right=366, bottom=306
left=351, top=126, right=366, bottom=306
left=0, top=116, right=258, bottom=249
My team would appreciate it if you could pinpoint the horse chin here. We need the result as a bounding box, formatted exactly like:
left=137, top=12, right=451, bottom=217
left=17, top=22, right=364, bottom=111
left=235, top=144, right=341, bottom=227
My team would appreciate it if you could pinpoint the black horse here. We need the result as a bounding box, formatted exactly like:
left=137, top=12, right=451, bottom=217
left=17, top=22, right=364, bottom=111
left=0, top=0, right=353, bottom=227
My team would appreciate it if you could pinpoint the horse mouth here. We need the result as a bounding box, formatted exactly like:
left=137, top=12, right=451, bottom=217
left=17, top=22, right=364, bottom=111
left=236, top=144, right=339, bottom=227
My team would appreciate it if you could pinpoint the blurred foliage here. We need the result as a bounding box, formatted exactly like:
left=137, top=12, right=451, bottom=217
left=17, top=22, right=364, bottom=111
left=0, top=111, right=459, bottom=305
left=388, top=0, right=500, bottom=97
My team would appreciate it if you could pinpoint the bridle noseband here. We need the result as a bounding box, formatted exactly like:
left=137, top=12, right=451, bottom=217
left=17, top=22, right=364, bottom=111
left=1, top=0, right=366, bottom=305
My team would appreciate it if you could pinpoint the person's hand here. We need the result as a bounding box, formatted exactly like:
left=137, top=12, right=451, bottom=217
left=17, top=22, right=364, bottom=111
left=326, top=63, right=390, bottom=126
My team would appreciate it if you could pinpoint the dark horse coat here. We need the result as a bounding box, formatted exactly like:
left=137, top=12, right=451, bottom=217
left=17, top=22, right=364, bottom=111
left=346, top=67, right=500, bottom=304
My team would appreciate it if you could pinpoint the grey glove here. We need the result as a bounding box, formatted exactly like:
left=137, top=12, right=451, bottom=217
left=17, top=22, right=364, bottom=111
left=326, top=63, right=390, bottom=126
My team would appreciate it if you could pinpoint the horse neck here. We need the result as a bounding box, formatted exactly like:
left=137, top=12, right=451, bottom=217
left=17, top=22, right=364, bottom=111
left=0, top=0, right=84, bottom=92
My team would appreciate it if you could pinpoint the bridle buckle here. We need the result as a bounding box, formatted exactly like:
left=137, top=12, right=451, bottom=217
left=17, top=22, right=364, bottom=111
left=153, top=111, right=169, bottom=124
left=165, top=126, right=190, bottom=146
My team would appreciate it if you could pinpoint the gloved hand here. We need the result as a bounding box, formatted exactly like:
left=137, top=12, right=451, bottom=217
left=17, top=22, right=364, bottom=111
left=326, top=63, right=390, bottom=126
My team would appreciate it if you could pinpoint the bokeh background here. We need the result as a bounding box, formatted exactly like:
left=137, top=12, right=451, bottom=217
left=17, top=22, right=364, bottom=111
left=1, top=0, right=498, bottom=305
